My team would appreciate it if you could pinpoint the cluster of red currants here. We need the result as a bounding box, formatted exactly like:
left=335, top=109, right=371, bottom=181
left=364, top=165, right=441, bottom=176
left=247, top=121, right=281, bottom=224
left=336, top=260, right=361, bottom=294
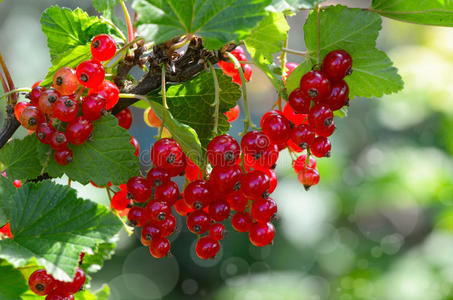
left=28, top=267, right=85, bottom=300
left=13, top=34, right=133, bottom=165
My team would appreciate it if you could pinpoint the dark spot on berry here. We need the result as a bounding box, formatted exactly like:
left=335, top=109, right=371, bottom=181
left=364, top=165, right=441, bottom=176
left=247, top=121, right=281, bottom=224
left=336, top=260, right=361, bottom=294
left=48, top=95, right=57, bottom=103
left=325, top=151, right=331, bottom=158
left=64, top=99, right=74, bottom=107
left=193, top=225, right=201, bottom=233
left=270, top=163, right=277, bottom=170
left=262, top=191, right=270, bottom=199
left=66, top=156, right=73, bottom=163
left=158, top=212, right=166, bottom=221
left=308, top=88, right=318, bottom=98
left=127, top=192, right=134, bottom=200
left=233, top=181, right=241, bottom=191
left=80, top=73, right=89, bottom=82
left=35, top=284, right=45, bottom=292
left=55, top=133, right=65, bottom=143
left=28, top=117, right=37, bottom=126
left=128, top=219, right=137, bottom=226
left=224, top=151, right=235, bottom=162
left=346, top=67, right=353, bottom=76
left=252, top=153, right=262, bottom=160
left=92, top=40, right=100, bottom=49
left=166, top=153, right=176, bottom=164
left=145, top=233, right=152, bottom=241
left=154, top=179, right=162, bottom=187
left=324, top=118, right=333, bottom=127
left=38, top=132, right=45, bottom=139
left=55, top=76, right=63, bottom=86
left=289, top=121, right=295, bottom=129
left=101, top=108, right=107, bottom=116
left=194, top=202, right=203, bottom=210
left=304, top=185, right=311, bottom=191
left=300, top=142, right=308, bottom=149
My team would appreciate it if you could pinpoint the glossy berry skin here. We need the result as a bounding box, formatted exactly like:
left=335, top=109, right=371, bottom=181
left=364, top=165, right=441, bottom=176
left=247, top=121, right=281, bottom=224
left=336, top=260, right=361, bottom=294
left=49, top=131, right=68, bottom=150
left=13, top=180, right=22, bottom=189
left=232, top=64, right=253, bottom=86
left=187, top=210, right=211, bottom=234
left=147, top=167, right=170, bottom=187
left=82, top=93, right=106, bottom=121
left=249, top=222, right=275, bottom=247
left=54, top=149, right=73, bottom=165
left=14, top=102, right=30, bottom=122
left=209, top=165, right=242, bottom=194
left=174, top=198, right=194, bottom=216
left=263, top=169, right=277, bottom=194
left=20, top=106, right=44, bottom=130
left=28, top=269, right=55, bottom=296
left=185, top=157, right=201, bottom=181
left=116, top=108, right=132, bottom=129
left=130, top=137, right=140, bottom=157
left=218, top=47, right=247, bottom=76
left=88, top=80, right=119, bottom=110
left=251, top=198, right=277, bottom=223
left=54, top=267, right=86, bottom=295
left=231, top=211, right=251, bottom=232
left=225, top=104, right=240, bottom=122
left=196, top=236, right=220, bottom=260
left=298, top=167, right=320, bottom=190
left=315, top=120, right=335, bottom=137
left=207, top=135, right=240, bottom=167
left=149, top=237, right=171, bottom=258
left=288, top=88, right=311, bottom=114
left=159, top=214, right=176, bottom=237
left=293, top=154, right=317, bottom=174
left=310, top=137, right=331, bottom=158
left=322, top=50, right=353, bottom=82
left=127, top=177, right=151, bottom=203
left=290, top=124, right=316, bottom=149
left=244, top=143, right=278, bottom=171
left=226, top=191, right=247, bottom=212
left=285, top=62, right=299, bottom=78
left=146, top=201, right=170, bottom=222
left=53, top=96, right=79, bottom=122
left=283, top=103, right=307, bottom=125
left=327, top=80, right=349, bottom=111
left=45, top=292, right=74, bottom=300
left=240, top=170, right=270, bottom=200
left=76, top=59, right=105, bottom=88
left=308, top=104, right=333, bottom=129
left=209, top=223, right=226, bottom=241
left=300, top=70, right=331, bottom=102
left=36, top=122, right=56, bottom=144
left=241, top=131, right=270, bottom=158
left=144, top=107, right=162, bottom=127
left=141, top=222, right=162, bottom=246
left=66, top=116, right=93, bottom=145
left=53, top=67, right=79, bottom=96
left=91, top=34, right=117, bottom=61
left=39, top=90, right=59, bottom=115
left=151, top=138, right=186, bottom=176
left=111, top=190, right=129, bottom=211
left=261, top=114, right=291, bottom=145
left=28, top=86, right=46, bottom=106
left=127, top=206, right=147, bottom=227
left=260, top=110, right=283, bottom=128
left=184, top=180, right=212, bottom=209
left=208, top=200, right=231, bottom=222
left=155, top=181, right=180, bottom=206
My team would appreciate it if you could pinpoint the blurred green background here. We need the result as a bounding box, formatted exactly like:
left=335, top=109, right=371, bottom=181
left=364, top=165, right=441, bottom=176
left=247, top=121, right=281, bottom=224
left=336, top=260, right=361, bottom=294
left=2, top=0, right=453, bottom=299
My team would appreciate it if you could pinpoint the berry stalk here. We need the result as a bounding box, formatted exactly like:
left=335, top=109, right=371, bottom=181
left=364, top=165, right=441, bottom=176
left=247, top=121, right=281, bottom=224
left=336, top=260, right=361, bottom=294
left=208, top=61, right=220, bottom=135
left=159, top=64, right=168, bottom=138
left=120, top=0, right=135, bottom=43
left=0, top=51, right=17, bottom=104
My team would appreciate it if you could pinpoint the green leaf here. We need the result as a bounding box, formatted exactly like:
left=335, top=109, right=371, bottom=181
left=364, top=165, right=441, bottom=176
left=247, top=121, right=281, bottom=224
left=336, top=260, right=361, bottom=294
left=303, top=5, right=403, bottom=98
left=371, top=0, right=453, bottom=27
left=285, top=60, right=310, bottom=94
left=149, top=70, right=241, bottom=148
left=82, top=242, right=116, bottom=274
left=0, top=180, right=122, bottom=281
left=0, top=135, right=42, bottom=181
left=133, top=0, right=272, bottom=49
left=41, top=44, right=92, bottom=86
left=37, top=115, right=140, bottom=186
left=74, top=285, right=110, bottom=300
left=92, top=0, right=128, bottom=36
left=41, top=6, right=110, bottom=62
left=0, top=260, right=28, bottom=300
left=0, top=176, right=17, bottom=226
left=267, top=0, right=322, bottom=13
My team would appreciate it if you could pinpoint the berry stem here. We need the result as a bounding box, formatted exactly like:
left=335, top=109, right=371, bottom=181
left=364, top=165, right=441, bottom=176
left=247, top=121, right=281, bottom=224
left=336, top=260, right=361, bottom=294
left=120, top=0, right=134, bottom=43
left=316, top=4, right=321, bottom=63
left=159, top=64, right=168, bottom=138
left=282, top=48, right=309, bottom=58
left=68, top=178, right=72, bottom=187
left=101, top=17, right=127, bottom=42
left=208, top=61, right=220, bottom=135
left=0, top=88, right=31, bottom=99
left=0, top=51, right=17, bottom=104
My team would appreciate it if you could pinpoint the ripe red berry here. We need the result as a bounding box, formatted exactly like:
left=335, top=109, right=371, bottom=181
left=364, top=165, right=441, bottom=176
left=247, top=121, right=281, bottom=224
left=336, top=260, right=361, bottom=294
left=159, top=213, right=176, bottom=237
left=225, top=104, right=240, bottom=122
left=39, top=90, right=60, bottom=115
left=310, top=137, right=331, bottom=158
left=49, top=131, right=68, bottom=150
left=308, top=104, right=333, bottom=129
left=82, top=93, right=106, bottom=121
left=263, top=169, right=277, bottom=194
left=288, top=88, right=311, bottom=114
left=184, top=180, right=212, bottom=209
left=251, top=198, right=277, bottom=223
left=208, top=200, right=231, bottom=222
left=232, top=64, right=253, bottom=85
left=283, top=103, right=307, bottom=125
left=290, top=124, right=316, bottom=149
left=226, top=191, right=247, bottom=212
left=185, top=157, right=201, bottom=181
left=28, top=269, right=55, bottom=296
left=127, top=176, right=151, bottom=203
left=241, top=131, right=270, bottom=158
left=54, top=149, right=73, bottom=165
left=36, top=122, right=56, bottom=144
left=53, top=67, right=79, bottom=96
left=13, top=180, right=22, bottom=189
left=115, top=107, right=132, bottom=129
left=130, top=136, right=140, bottom=156
left=207, top=135, right=240, bottom=167
left=241, top=170, right=270, bottom=200
left=218, top=47, right=247, bottom=76
left=147, top=167, right=170, bottom=187
left=231, top=211, right=251, bottom=232
left=209, top=165, right=242, bottom=194
left=111, top=189, right=129, bottom=211
left=244, top=143, right=278, bottom=171
left=187, top=210, right=211, bottom=234
left=285, top=62, right=299, bottom=78
left=298, top=167, right=320, bottom=190
left=45, top=292, right=74, bottom=300
left=195, top=236, right=220, bottom=259
left=326, top=80, right=349, bottom=111
left=322, top=50, right=353, bottom=82
left=141, top=222, right=162, bottom=245
left=260, top=110, right=283, bottom=128
left=209, top=223, right=226, bottom=241
left=66, top=116, right=93, bottom=145
left=127, top=206, right=146, bottom=227
left=53, top=96, right=79, bottom=122
left=151, top=138, right=186, bottom=176
left=144, top=107, right=162, bottom=127
left=76, top=59, right=105, bottom=88
left=14, top=102, right=30, bottom=122
left=249, top=222, right=275, bottom=247
left=293, top=154, right=316, bottom=174
left=146, top=201, right=170, bottom=222
left=20, top=106, right=44, bottom=130
left=28, top=86, right=46, bottom=106
left=300, top=70, right=331, bottom=102
left=54, top=267, right=86, bottom=295
left=174, top=198, right=194, bottom=216
left=91, top=34, right=117, bottom=61
left=315, top=120, right=335, bottom=137
left=261, top=114, right=291, bottom=145
left=149, top=237, right=171, bottom=258
left=155, top=181, right=180, bottom=206
left=88, top=80, right=120, bottom=110
left=0, top=222, right=11, bottom=238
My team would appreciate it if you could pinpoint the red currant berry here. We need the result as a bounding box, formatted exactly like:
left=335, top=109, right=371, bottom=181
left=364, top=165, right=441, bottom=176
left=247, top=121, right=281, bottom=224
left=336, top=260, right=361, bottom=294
left=146, top=201, right=170, bottom=222
left=241, top=170, right=270, bottom=200
left=209, top=223, right=226, bottom=241
left=226, top=191, right=247, bottom=212
left=308, top=104, right=333, bottom=129
left=185, top=157, right=201, bottom=181
left=155, top=181, right=180, bottom=206
left=251, top=198, right=277, bottom=223
left=260, top=110, right=283, bottom=128
left=300, top=70, right=331, bottom=102
left=310, top=137, right=331, bottom=158
left=127, top=176, right=151, bottom=203
left=231, top=211, right=251, bottom=232
left=218, top=47, right=247, bottom=76
left=82, top=93, right=106, bottom=121
left=130, top=136, right=140, bottom=156
left=127, top=206, right=147, bottom=227
left=14, top=102, right=30, bottom=122
left=244, top=143, right=279, bottom=171
left=298, top=167, right=320, bottom=190
left=209, top=165, right=242, bottom=194
left=326, top=80, right=349, bottom=111
left=290, top=124, right=316, bottom=149
left=322, top=50, right=353, bottom=82
left=111, top=189, right=129, bottom=211
left=287, top=138, right=304, bottom=153
left=208, top=200, right=231, bottom=222
left=249, top=222, right=275, bottom=247
left=53, top=96, right=79, bottom=122
left=88, top=80, right=120, bottom=110
left=28, top=86, right=46, bottom=106
left=144, top=107, right=162, bottom=127
left=315, top=119, right=335, bottom=137
left=241, top=131, right=270, bottom=158
left=147, top=167, right=170, bottom=187
left=261, top=114, right=291, bottom=144
left=263, top=169, right=277, bottom=194
left=53, top=67, right=79, bottom=96
left=151, top=138, right=186, bottom=176
left=45, top=292, right=74, bottom=300
left=232, top=64, right=252, bottom=85
left=54, top=267, right=85, bottom=295
left=0, top=222, right=11, bottom=238
left=13, top=180, right=22, bottom=188
left=293, top=154, right=317, bottom=174
left=285, top=62, right=299, bottom=78
left=187, top=210, right=211, bottom=234
left=149, top=237, right=171, bottom=258
left=141, top=222, right=162, bottom=245
left=54, top=149, right=73, bottom=165
left=225, top=104, right=240, bottom=123
left=66, top=116, right=93, bottom=145
left=159, top=213, right=176, bottom=237
left=288, top=88, right=311, bottom=114
left=36, top=122, right=56, bottom=144
left=76, top=59, right=105, bottom=88
left=115, top=107, right=132, bottom=129
left=49, top=131, right=68, bottom=150
left=283, top=103, right=307, bottom=125
left=39, top=90, right=60, bottom=115
left=195, top=236, right=220, bottom=259
left=184, top=180, right=212, bottom=210
left=174, top=197, right=194, bottom=216
left=28, top=269, right=55, bottom=296
left=207, top=135, right=240, bottom=167
left=91, top=34, right=117, bottom=61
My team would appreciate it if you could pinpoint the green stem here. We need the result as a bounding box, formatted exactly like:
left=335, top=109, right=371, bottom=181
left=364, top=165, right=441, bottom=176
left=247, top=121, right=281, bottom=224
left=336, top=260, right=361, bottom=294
left=316, top=4, right=321, bottom=63
left=119, top=93, right=151, bottom=106
left=120, top=0, right=134, bottom=43
left=282, top=48, right=309, bottom=58
left=208, top=61, right=220, bottom=135
left=159, top=64, right=168, bottom=138
left=0, top=88, right=31, bottom=99
left=101, top=17, right=127, bottom=42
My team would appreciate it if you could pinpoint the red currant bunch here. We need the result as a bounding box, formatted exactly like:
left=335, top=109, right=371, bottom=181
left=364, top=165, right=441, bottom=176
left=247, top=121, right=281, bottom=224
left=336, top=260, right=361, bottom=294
left=28, top=267, right=86, bottom=299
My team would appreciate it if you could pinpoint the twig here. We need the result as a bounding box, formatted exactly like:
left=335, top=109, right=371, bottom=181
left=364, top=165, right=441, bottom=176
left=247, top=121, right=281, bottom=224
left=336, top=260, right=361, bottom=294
left=282, top=48, right=309, bottom=58
left=120, top=0, right=134, bottom=43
